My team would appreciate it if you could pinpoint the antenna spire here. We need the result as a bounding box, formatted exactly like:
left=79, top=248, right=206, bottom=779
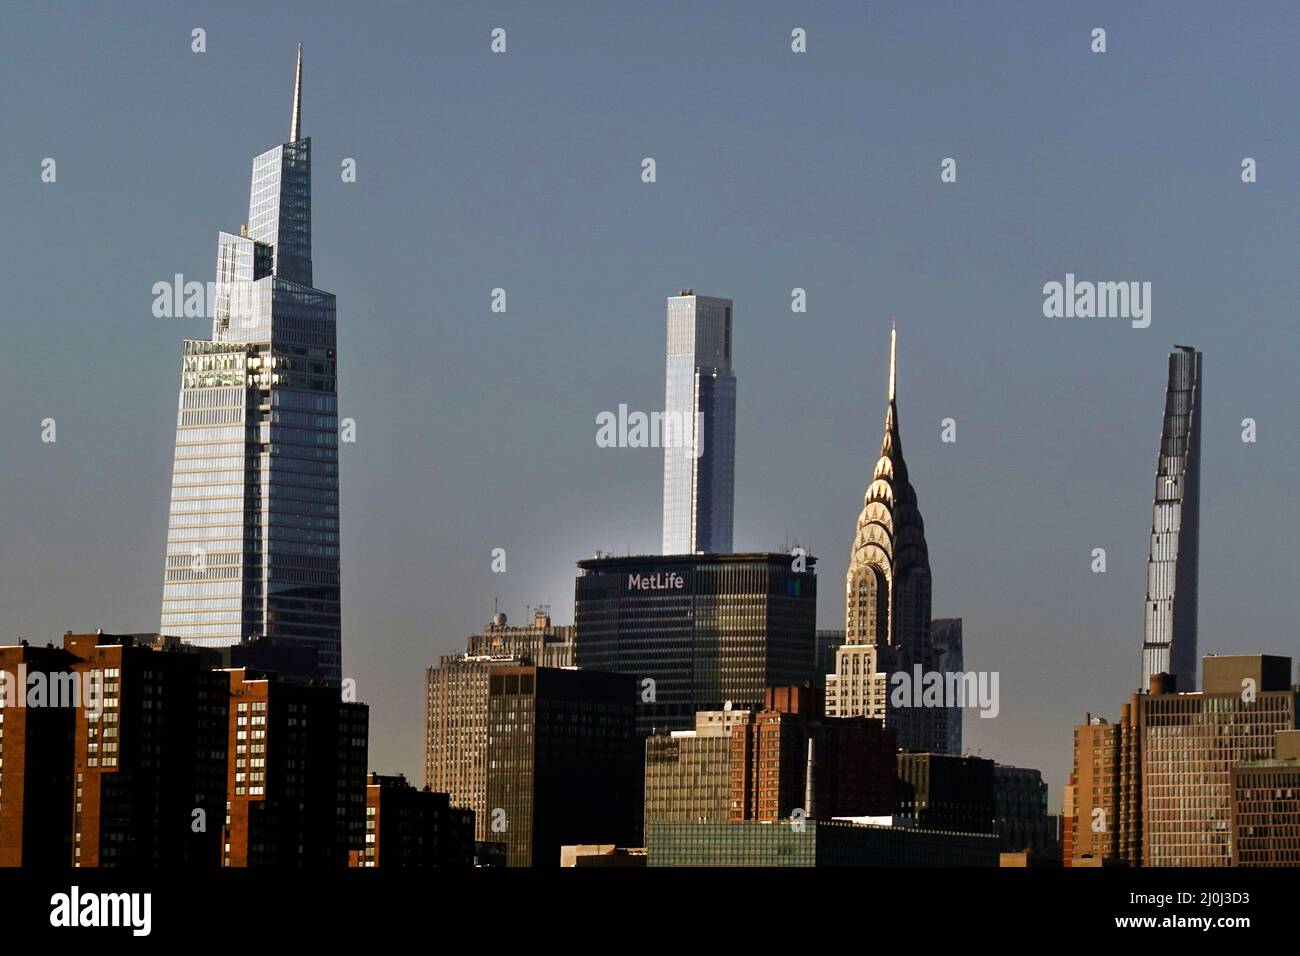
left=289, top=43, right=303, bottom=142
left=888, top=319, right=897, bottom=403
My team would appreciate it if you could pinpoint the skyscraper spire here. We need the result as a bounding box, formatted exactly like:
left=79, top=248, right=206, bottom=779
left=289, top=43, right=303, bottom=143
left=888, top=318, right=897, bottom=403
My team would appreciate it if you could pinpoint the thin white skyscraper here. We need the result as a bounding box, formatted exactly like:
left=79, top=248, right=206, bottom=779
left=1140, top=346, right=1201, bottom=692
left=661, top=291, right=735, bottom=555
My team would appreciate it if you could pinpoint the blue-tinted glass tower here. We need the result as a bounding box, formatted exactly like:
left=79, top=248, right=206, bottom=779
left=160, top=46, right=341, bottom=681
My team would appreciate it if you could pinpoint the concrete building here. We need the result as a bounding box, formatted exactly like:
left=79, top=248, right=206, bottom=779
left=1230, top=730, right=1300, bottom=867
left=1142, top=655, right=1296, bottom=867
left=464, top=607, right=575, bottom=666
left=644, top=708, right=750, bottom=826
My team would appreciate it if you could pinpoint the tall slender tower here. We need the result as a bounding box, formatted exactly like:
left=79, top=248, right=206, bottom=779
left=826, top=328, right=948, bottom=752
left=661, top=291, right=736, bottom=555
left=1140, top=347, right=1201, bottom=692
left=160, top=45, right=342, bottom=682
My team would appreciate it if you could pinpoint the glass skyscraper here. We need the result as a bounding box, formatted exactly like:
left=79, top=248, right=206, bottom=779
left=160, top=46, right=341, bottom=681
left=1139, top=346, right=1201, bottom=692
left=661, top=291, right=735, bottom=555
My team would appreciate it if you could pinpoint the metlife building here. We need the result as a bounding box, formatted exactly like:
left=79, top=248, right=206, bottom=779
left=574, top=553, right=818, bottom=734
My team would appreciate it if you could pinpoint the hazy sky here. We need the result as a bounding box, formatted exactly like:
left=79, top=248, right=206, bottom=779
left=2, top=1, right=1296, bottom=802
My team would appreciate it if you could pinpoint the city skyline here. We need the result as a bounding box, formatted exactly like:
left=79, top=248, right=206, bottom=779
left=3, top=2, right=1296, bottom=805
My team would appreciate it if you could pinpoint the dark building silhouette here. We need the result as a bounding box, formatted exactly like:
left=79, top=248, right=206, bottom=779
left=63, top=633, right=228, bottom=866
left=896, top=752, right=995, bottom=835
left=222, top=667, right=367, bottom=867
left=993, top=764, right=1060, bottom=862
left=486, top=665, right=641, bottom=867
left=0, top=643, right=79, bottom=866
left=349, top=773, right=474, bottom=868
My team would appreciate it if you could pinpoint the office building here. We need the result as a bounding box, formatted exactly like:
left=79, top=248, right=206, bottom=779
left=574, top=552, right=818, bottom=734
left=222, top=667, right=368, bottom=867
left=993, top=764, right=1059, bottom=860
left=644, top=708, right=750, bottom=825
left=1142, top=655, right=1295, bottom=866
left=464, top=607, right=574, bottom=667
left=1231, top=730, right=1300, bottom=867
left=662, top=291, right=736, bottom=555
left=349, top=773, right=475, bottom=868
left=896, top=752, right=995, bottom=835
left=485, top=665, right=641, bottom=867
left=159, top=45, right=343, bottom=681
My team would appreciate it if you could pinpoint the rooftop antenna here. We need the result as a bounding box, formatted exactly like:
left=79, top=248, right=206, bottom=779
left=888, top=317, right=897, bottom=403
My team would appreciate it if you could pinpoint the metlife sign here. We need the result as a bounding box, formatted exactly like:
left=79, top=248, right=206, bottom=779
left=626, top=571, right=686, bottom=592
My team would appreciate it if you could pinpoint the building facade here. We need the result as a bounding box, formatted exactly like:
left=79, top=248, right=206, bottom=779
left=1141, top=655, right=1295, bottom=867
left=574, top=552, right=818, bottom=734
left=464, top=608, right=574, bottom=666
left=1140, top=346, right=1202, bottom=692
left=222, top=667, right=368, bottom=867
left=644, top=708, right=750, bottom=826
left=64, top=633, right=229, bottom=866
left=1230, top=730, right=1300, bottom=867
left=728, top=685, right=897, bottom=822
left=160, top=46, right=343, bottom=682
left=485, top=665, right=641, bottom=867
left=349, top=773, right=475, bottom=868
left=0, top=643, right=79, bottom=866
left=896, top=752, right=996, bottom=835
left=993, top=764, right=1058, bottom=860
left=662, top=291, right=736, bottom=555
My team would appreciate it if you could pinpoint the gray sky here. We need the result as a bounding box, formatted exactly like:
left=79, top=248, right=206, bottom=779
left=2, top=0, right=1296, bottom=804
